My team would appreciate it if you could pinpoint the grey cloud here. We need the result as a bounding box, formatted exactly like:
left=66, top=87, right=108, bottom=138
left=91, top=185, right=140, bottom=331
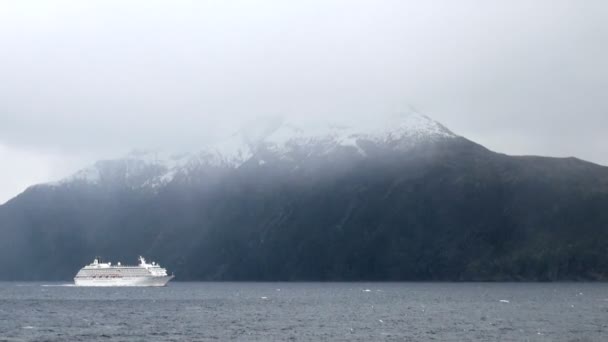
left=0, top=0, right=606, bottom=164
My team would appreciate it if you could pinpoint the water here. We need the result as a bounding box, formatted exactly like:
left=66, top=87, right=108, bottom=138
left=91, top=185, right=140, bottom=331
left=0, top=282, right=607, bottom=341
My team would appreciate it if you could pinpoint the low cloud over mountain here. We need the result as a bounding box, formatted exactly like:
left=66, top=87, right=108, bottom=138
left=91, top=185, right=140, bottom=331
left=1, top=112, right=607, bottom=281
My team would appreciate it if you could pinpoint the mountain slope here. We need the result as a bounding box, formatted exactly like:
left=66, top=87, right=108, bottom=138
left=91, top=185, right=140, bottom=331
left=1, top=113, right=607, bottom=281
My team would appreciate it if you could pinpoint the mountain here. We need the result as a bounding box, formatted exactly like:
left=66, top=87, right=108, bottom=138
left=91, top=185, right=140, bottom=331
left=47, top=112, right=456, bottom=189
left=1, top=111, right=608, bottom=281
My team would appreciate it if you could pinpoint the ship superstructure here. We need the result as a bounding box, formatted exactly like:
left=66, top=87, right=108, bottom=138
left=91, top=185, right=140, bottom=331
left=74, top=256, right=174, bottom=287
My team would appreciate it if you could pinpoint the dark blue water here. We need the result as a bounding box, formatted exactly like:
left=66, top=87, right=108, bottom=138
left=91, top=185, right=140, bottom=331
left=0, top=282, right=606, bottom=341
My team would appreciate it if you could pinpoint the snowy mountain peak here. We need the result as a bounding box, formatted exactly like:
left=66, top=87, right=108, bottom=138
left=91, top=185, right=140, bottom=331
left=224, top=110, right=452, bottom=147
left=245, top=110, right=455, bottom=155
left=50, top=111, right=457, bottom=187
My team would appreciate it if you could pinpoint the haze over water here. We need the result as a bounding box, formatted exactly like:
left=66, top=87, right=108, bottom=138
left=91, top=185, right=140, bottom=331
left=0, top=282, right=606, bottom=341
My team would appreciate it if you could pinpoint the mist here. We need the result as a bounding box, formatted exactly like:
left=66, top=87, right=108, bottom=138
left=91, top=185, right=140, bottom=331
left=1, top=0, right=607, bottom=203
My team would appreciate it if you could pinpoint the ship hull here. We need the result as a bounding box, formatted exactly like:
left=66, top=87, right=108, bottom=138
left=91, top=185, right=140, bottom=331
left=74, top=275, right=174, bottom=287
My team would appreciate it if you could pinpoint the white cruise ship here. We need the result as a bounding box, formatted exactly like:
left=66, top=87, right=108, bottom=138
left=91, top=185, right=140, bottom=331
left=74, top=256, right=174, bottom=287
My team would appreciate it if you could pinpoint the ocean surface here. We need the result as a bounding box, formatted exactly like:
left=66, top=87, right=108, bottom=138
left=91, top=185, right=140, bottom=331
left=0, top=282, right=606, bottom=341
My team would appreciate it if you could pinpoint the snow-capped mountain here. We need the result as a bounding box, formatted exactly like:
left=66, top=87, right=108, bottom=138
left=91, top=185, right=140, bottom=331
left=52, top=111, right=457, bottom=189
left=4, top=109, right=608, bottom=282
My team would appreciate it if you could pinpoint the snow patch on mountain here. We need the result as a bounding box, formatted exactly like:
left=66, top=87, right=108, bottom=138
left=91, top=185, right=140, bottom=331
left=259, top=111, right=455, bottom=157
left=59, top=165, right=102, bottom=185
left=50, top=111, right=456, bottom=187
left=197, top=135, right=253, bottom=167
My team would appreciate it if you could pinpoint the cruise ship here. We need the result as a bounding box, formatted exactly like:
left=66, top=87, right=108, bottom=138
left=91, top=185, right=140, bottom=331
left=74, top=256, right=174, bottom=287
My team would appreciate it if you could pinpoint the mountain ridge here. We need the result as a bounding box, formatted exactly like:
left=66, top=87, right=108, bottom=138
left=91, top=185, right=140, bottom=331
left=1, top=113, right=607, bottom=281
left=40, top=111, right=457, bottom=191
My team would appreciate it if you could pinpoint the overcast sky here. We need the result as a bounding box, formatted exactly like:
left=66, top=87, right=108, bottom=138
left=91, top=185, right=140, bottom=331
left=1, top=0, right=607, bottom=204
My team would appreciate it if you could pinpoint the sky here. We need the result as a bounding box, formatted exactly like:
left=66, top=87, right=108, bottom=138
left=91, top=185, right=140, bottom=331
left=1, top=0, right=607, bottom=204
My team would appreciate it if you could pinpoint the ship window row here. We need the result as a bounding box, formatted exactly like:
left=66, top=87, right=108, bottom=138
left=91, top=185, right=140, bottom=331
left=78, top=273, right=149, bottom=277
left=79, top=269, right=151, bottom=274
left=76, top=275, right=159, bottom=279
